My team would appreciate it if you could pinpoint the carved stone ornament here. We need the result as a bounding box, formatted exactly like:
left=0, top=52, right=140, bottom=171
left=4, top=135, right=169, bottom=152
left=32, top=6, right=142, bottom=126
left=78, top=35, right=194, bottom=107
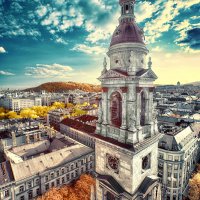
left=106, top=153, right=120, bottom=174
left=128, top=106, right=136, bottom=131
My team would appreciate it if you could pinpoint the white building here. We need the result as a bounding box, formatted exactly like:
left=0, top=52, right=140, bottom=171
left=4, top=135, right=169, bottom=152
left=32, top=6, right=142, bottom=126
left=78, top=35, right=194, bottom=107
left=158, top=123, right=200, bottom=200
left=0, top=134, right=94, bottom=200
left=0, top=97, right=42, bottom=111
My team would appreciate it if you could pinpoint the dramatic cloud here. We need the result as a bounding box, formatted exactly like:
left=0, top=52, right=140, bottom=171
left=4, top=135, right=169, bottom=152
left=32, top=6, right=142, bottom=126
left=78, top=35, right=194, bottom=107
left=25, top=63, right=73, bottom=78
left=178, top=28, right=200, bottom=51
left=72, top=44, right=106, bottom=55
left=0, top=70, right=15, bottom=76
left=0, top=47, right=6, bottom=53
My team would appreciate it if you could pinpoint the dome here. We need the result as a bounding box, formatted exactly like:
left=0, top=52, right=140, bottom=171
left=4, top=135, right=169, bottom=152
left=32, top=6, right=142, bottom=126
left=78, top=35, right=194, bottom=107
left=110, top=21, right=144, bottom=47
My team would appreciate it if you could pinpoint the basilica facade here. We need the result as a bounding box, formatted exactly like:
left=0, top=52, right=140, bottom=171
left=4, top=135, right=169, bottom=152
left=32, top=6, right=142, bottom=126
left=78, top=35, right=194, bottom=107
left=95, top=0, right=161, bottom=199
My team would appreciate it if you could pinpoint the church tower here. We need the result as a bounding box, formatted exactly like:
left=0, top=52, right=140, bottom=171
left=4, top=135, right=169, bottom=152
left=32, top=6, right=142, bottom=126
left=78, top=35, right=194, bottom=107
left=95, top=0, right=161, bottom=199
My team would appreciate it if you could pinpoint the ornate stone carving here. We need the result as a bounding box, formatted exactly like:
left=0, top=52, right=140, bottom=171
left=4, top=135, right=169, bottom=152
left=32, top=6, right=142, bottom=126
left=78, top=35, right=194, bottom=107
left=128, top=106, right=136, bottom=131
left=98, top=101, right=103, bottom=123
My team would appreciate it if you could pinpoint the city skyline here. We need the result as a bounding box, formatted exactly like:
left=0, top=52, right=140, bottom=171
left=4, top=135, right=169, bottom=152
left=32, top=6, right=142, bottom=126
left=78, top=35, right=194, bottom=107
left=0, top=0, right=199, bottom=89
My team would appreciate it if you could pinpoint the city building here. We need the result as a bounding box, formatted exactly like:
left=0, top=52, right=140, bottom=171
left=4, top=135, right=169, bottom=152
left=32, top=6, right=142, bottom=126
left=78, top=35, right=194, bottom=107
left=47, top=109, right=70, bottom=131
left=158, top=123, right=200, bottom=200
left=0, top=97, right=42, bottom=111
left=60, top=117, right=96, bottom=148
left=94, top=0, right=161, bottom=199
left=0, top=134, right=94, bottom=200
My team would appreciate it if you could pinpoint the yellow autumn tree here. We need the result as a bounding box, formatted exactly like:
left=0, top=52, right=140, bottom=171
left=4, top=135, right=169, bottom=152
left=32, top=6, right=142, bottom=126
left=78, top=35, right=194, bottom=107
left=189, top=165, right=200, bottom=200
left=7, top=111, right=21, bottom=119
left=20, top=109, right=38, bottom=119
left=52, top=102, right=65, bottom=109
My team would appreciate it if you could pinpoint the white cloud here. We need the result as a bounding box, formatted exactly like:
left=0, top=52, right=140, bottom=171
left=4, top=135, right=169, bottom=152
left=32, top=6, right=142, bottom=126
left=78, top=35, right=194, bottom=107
left=0, top=70, right=15, bottom=75
left=152, top=46, right=162, bottom=52
left=136, top=1, right=160, bottom=23
left=144, top=0, right=199, bottom=44
left=85, top=11, right=119, bottom=43
left=25, top=63, right=73, bottom=78
left=72, top=44, right=106, bottom=55
left=36, top=6, right=48, bottom=17
left=0, top=47, right=6, bottom=53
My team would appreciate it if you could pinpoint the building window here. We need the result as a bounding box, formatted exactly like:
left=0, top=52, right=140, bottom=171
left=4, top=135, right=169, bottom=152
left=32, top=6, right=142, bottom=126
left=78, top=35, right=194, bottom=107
left=19, top=185, right=24, bottom=193
left=28, top=190, right=33, bottom=200
left=20, top=196, right=25, bottom=200
left=106, top=191, right=115, bottom=200
left=159, top=154, right=163, bottom=159
left=66, top=174, right=70, bottom=181
left=56, top=179, right=60, bottom=185
left=61, top=168, right=65, bottom=175
left=174, top=165, right=178, bottom=170
left=35, top=178, right=40, bottom=185
left=36, top=188, right=40, bottom=195
left=110, top=92, right=122, bottom=127
left=168, top=155, right=173, bottom=160
left=27, top=181, right=32, bottom=189
left=51, top=182, right=55, bottom=188
left=75, top=170, right=78, bottom=177
left=174, top=173, right=178, bottom=178
left=45, top=184, right=49, bottom=191
left=51, top=172, right=54, bottom=179
left=57, top=170, right=60, bottom=177
left=174, top=156, right=179, bottom=161
left=62, top=177, right=65, bottom=184
left=140, top=91, right=146, bottom=126
left=45, top=175, right=49, bottom=182
left=4, top=190, right=9, bottom=197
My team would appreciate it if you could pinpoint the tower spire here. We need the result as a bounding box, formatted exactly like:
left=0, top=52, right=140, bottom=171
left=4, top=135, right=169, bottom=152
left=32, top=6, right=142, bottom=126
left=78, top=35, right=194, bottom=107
left=119, top=0, right=136, bottom=21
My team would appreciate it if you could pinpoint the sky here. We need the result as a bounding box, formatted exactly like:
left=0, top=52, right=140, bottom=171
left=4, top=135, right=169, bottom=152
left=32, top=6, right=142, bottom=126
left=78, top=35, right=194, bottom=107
left=0, top=0, right=199, bottom=89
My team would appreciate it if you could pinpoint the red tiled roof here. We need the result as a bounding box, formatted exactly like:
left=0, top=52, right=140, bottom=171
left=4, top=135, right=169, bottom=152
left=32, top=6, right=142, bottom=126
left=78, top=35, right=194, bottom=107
left=61, top=118, right=96, bottom=134
left=93, top=133, right=134, bottom=150
left=76, top=115, right=98, bottom=123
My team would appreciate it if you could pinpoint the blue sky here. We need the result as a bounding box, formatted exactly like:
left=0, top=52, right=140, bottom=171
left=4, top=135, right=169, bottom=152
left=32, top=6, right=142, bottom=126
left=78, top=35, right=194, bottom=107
left=0, top=0, right=199, bottom=89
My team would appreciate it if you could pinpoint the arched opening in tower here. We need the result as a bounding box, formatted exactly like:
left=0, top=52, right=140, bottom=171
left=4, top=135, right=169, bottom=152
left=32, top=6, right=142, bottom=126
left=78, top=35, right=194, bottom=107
left=110, top=92, right=122, bottom=127
left=140, top=91, right=146, bottom=126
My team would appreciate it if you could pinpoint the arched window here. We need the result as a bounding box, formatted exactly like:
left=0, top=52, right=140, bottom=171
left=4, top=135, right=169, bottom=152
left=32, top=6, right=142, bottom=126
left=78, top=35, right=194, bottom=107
left=106, top=191, right=115, bottom=200
left=140, top=91, right=146, bottom=126
left=110, top=92, right=122, bottom=127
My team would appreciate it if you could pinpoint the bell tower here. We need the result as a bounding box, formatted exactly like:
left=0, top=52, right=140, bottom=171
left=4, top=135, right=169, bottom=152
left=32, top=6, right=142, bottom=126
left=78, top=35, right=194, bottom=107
left=95, top=0, right=161, bottom=200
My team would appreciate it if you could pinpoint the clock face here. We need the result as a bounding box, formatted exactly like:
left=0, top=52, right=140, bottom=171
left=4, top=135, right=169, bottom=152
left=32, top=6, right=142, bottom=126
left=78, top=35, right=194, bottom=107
left=106, top=154, right=119, bottom=173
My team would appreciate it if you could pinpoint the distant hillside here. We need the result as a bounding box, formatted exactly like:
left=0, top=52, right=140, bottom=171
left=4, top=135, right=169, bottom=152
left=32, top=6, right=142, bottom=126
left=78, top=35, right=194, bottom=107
left=184, top=81, right=200, bottom=86
left=24, top=82, right=101, bottom=93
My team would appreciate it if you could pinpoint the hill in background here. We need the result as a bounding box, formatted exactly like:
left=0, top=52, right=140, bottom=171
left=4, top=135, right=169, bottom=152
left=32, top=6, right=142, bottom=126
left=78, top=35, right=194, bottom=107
left=24, top=82, right=101, bottom=93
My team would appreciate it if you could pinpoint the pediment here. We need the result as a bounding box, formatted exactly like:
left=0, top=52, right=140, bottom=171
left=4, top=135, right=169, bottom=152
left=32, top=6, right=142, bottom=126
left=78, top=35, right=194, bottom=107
left=140, top=69, right=158, bottom=80
left=98, top=69, right=127, bottom=80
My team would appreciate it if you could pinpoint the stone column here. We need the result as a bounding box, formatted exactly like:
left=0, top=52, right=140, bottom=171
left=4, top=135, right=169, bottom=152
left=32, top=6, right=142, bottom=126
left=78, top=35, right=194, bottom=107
left=101, top=87, right=108, bottom=136
left=120, top=89, right=127, bottom=129
left=102, top=88, right=108, bottom=125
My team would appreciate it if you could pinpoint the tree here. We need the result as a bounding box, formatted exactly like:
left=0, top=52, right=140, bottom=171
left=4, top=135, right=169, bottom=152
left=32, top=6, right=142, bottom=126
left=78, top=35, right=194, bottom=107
left=7, top=111, right=21, bottom=119
left=20, top=109, right=38, bottom=119
left=37, top=174, right=95, bottom=200
left=189, top=164, right=200, bottom=200
left=52, top=102, right=65, bottom=109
